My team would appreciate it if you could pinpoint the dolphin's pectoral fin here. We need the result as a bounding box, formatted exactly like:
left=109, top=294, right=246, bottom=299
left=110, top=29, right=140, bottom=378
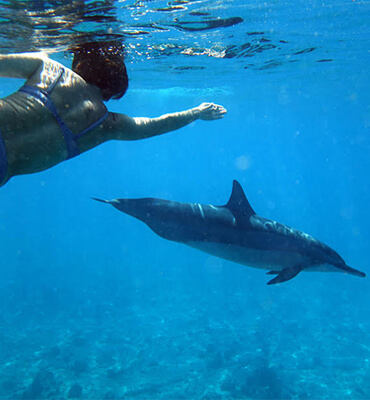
left=266, top=270, right=279, bottom=275
left=267, top=266, right=303, bottom=285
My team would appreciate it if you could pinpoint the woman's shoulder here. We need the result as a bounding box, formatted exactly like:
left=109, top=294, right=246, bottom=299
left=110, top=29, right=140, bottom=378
left=25, top=54, right=76, bottom=90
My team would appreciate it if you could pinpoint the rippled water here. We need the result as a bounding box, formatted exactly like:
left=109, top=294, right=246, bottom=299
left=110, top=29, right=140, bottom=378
left=1, top=0, right=368, bottom=85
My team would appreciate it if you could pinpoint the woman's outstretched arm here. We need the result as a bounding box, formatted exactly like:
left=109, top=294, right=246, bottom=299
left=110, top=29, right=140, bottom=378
left=107, top=102, right=227, bottom=141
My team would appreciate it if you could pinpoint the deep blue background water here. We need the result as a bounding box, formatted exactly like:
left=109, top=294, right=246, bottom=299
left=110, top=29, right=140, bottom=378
left=0, top=1, right=370, bottom=399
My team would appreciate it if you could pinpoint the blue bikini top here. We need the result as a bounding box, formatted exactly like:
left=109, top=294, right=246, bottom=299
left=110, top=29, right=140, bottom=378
left=19, top=68, right=108, bottom=159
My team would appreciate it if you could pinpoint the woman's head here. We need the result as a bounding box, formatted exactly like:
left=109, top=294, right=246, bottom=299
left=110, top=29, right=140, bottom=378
left=71, top=41, right=128, bottom=101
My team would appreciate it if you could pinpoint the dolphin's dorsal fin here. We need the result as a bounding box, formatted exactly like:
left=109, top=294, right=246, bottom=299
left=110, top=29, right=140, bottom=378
left=225, top=180, right=256, bottom=217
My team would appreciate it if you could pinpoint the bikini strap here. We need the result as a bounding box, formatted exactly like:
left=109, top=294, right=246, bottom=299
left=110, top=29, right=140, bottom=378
left=18, top=67, right=106, bottom=160
left=46, top=68, right=64, bottom=94
left=75, top=111, right=109, bottom=138
left=19, top=84, right=80, bottom=159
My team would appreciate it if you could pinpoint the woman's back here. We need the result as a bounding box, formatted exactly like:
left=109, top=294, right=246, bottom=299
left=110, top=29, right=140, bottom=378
left=0, top=55, right=108, bottom=177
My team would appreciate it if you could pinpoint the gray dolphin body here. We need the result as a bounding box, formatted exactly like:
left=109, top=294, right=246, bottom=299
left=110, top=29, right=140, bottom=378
left=93, top=180, right=365, bottom=284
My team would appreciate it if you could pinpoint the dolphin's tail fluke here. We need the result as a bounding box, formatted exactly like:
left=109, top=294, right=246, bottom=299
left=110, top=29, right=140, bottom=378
left=337, top=264, right=366, bottom=278
left=91, top=197, right=144, bottom=219
left=91, top=197, right=110, bottom=204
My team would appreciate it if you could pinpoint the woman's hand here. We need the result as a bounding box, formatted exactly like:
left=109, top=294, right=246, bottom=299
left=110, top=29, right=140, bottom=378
left=195, top=102, right=227, bottom=120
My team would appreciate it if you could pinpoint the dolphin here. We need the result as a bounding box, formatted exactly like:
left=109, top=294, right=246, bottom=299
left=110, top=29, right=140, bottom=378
left=93, top=180, right=366, bottom=285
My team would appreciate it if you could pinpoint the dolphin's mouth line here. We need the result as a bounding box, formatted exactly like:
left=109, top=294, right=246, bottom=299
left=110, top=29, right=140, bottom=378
left=334, top=263, right=366, bottom=278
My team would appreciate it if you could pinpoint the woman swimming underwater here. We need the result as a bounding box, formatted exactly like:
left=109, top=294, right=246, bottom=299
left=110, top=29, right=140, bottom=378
left=0, top=42, right=226, bottom=187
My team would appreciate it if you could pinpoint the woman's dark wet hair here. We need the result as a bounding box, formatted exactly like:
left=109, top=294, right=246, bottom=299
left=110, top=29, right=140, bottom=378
left=71, top=41, right=128, bottom=101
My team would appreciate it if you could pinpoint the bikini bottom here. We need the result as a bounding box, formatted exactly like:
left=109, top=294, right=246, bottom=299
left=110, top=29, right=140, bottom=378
left=0, top=129, right=7, bottom=185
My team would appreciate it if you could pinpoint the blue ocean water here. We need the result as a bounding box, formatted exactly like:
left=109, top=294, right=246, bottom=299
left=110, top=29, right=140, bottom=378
left=0, top=0, right=369, bottom=399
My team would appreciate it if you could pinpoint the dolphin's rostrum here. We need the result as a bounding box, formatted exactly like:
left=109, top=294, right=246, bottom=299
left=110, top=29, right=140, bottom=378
left=93, top=180, right=366, bottom=285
